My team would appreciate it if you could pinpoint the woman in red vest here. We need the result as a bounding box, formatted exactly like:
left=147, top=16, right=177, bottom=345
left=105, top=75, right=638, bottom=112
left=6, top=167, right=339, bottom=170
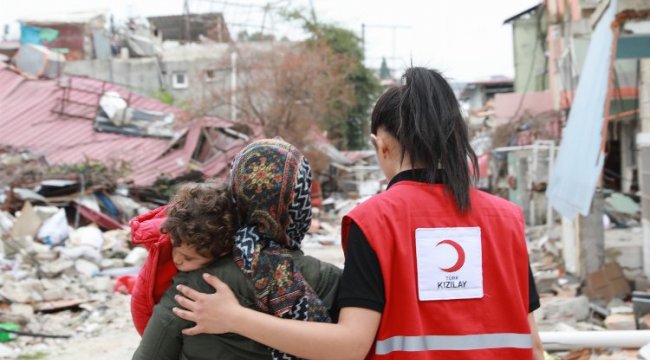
left=173, top=67, right=545, bottom=359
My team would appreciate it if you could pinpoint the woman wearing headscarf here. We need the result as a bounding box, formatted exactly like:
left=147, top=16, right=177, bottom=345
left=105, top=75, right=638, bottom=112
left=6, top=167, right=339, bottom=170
left=132, top=138, right=340, bottom=360
left=173, top=68, right=544, bottom=360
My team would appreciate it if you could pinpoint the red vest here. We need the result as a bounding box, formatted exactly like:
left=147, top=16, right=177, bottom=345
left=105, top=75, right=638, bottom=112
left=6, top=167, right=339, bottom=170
left=129, top=206, right=177, bottom=336
left=342, top=182, right=532, bottom=360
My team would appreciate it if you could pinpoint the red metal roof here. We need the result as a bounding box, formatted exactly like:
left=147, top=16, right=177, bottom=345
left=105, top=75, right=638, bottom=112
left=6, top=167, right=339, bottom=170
left=0, top=64, right=248, bottom=185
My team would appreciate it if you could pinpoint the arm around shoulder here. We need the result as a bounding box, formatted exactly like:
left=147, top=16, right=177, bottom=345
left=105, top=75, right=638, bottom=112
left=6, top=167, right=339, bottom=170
left=229, top=305, right=381, bottom=360
left=174, top=274, right=381, bottom=360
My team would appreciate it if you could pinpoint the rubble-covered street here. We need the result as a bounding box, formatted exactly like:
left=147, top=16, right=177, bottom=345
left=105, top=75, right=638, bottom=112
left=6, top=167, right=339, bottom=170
left=0, top=144, right=353, bottom=359
left=3, top=0, right=650, bottom=358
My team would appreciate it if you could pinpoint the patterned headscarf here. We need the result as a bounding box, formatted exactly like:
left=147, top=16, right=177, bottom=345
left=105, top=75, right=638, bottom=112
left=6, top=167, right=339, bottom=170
left=230, top=138, right=330, bottom=360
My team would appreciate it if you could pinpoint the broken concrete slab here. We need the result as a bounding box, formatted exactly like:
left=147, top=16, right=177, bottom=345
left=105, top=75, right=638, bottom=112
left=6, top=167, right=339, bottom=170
left=540, top=296, right=591, bottom=322
left=100, top=258, right=124, bottom=269
left=123, top=247, right=147, bottom=266
left=8, top=303, right=34, bottom=318
left=58, top=246, right=102, bottom=264
left=68, top=225, right=104, bottom=250
left=89, top=276, right=113, bottom=293
left=74, top=259, right=100, bottom=277
left=0, top=343, right=19, bottom=358
left=10, top=202, right=42, bottom=239
left=605, top=313, right=637, bottom=330
left=584, top=262, right=631, bottom=301
left=0, top=280, right=43, bottom=303
left=41, top=288, right=66, bottom=302
left=41, top=259, right=74, bottom=278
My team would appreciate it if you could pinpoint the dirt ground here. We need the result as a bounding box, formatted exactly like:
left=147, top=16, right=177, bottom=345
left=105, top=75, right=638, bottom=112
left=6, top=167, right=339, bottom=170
left=43, top=325, right=140, bottom=360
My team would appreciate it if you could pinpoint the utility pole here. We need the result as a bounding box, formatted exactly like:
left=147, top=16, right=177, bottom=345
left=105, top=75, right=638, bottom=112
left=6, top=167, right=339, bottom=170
left=309, top=0, right=317, bottom=23
left=359, top=24, right=410, bottom=69
left=640, top=59, right=650, bottom=277
left=260, top=3, right=270, bottom=37
left=184, top=0, right=191, bottom=44
left=230, top=51, right=238, bottom=122
left=361, top=23, right=365, bottom=58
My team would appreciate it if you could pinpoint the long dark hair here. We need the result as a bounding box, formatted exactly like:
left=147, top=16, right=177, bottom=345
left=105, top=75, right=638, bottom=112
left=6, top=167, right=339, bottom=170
left=371, top=67, right=479, bottom=212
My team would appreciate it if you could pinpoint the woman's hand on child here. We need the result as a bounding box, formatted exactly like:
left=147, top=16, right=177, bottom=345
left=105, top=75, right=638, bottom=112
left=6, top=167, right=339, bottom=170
left=172, top=273, right=241, bottom=335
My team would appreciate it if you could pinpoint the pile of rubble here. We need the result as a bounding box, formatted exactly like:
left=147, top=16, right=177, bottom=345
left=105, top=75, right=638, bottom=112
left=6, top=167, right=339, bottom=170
left=0, top=149, right=164, bottom=358
left=0, top=201, right=143, bottom=358
left=526, top=195, right=650, bottom=360
left=0, top=146, right=358, bottom=358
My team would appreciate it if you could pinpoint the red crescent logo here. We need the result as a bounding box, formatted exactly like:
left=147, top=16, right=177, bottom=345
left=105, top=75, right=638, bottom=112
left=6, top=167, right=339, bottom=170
left=436, top=239, right=466, bottom=272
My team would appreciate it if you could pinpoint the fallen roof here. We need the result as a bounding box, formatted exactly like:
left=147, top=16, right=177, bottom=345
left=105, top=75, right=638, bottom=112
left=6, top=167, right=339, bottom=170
left=0, top=63, right=249, bottom=186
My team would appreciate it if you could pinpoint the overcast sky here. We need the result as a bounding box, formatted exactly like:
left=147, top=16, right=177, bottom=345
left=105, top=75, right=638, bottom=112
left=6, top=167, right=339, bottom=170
left=1, top=0, right=540, bottom=81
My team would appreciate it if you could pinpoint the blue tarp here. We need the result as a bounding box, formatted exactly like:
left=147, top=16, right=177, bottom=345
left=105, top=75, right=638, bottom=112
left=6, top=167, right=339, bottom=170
left=19, top=23, right=59, bottom=45
left=20, top=24, right=43, bottom=45
left=546, top=0, right=617, bottom=219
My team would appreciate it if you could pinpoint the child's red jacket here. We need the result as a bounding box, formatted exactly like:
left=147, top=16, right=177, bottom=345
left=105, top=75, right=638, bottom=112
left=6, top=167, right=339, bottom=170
left=129, top=206, right=177, bottom=336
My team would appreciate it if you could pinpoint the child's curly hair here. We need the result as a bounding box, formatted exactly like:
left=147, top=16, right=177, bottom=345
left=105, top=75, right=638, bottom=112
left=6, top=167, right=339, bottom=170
left=161, top=182, right=239, bottom=258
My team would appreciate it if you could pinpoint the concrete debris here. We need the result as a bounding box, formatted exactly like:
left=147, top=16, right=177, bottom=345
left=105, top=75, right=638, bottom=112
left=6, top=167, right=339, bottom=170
left=10, top=202, right=42, bottom=240
left=41, top=259, right=75, bottom=277
left=74, top=259, right=101, bottom=277
left=539, top=296, right=591, bottom=323
left=605, top=313, right=637, bottom=330
left=8, top=303, right=34, bottom=318
left=585, top=263, right=631, bottom=302
left=524, top=211, right=650, bottom=357
left=0, top=343, right=20, bottom=359
left=0, top=154, right=147, bottom=357
left=123, top=247, right=148, bottom=267
left=639, top=342, right=650, bottom=359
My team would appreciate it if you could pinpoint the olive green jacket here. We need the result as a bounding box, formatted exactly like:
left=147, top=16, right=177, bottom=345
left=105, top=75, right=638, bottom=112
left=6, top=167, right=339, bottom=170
left=132, top=251, right=341, bottom=360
